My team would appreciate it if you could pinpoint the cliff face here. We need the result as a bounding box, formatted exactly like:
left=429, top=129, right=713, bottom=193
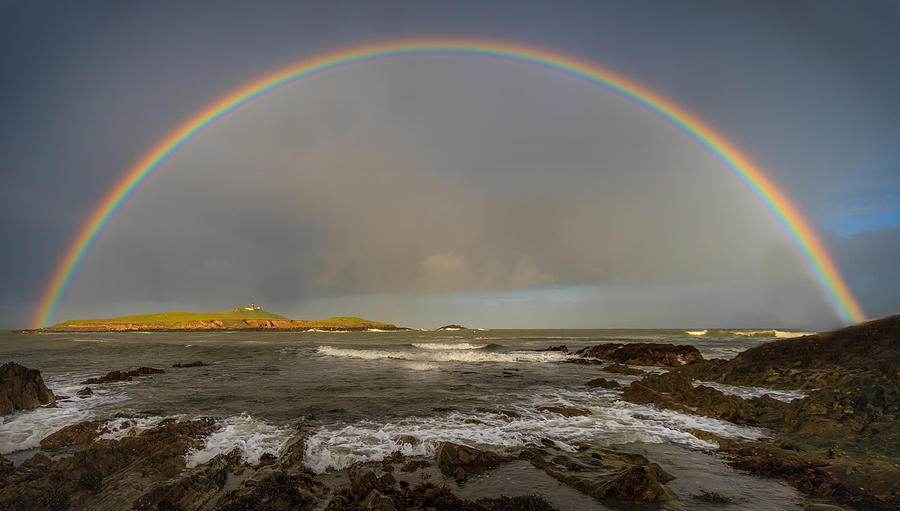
left=39, top=318, right=401, bottom=332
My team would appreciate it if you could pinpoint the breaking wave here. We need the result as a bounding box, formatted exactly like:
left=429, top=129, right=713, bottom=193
left=411, top=342, right=489, bottom=350
left=316, top=346, right=571, bottom=364
left=185, top=414, right=293, bottom=468
left=694, top=381, right=807, bottom=402
left=303, top=388, right=767, bottom=473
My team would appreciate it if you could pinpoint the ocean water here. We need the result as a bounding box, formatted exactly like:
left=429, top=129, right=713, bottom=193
left=0, top=329, right=806, bottom=509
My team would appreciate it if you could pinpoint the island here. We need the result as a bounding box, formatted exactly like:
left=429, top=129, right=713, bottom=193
left=24, top=306, right=404, bottom=332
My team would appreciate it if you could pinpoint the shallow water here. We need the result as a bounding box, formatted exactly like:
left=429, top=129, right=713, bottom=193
left=0, top=328, right=805, bottom=509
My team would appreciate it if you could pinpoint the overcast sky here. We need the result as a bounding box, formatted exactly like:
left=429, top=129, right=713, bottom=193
left=2, top=0, right=898, bottom=329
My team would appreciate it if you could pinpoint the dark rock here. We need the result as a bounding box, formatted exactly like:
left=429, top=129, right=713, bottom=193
left=576, top=342, right=704, bottom=366
left=541, top=345, right=569, bottom=353
left=76, top=387, right=93, bottom=397
left=435, top=442, right=507, bottom=481
left=475, top=408, right=521, bottom=420
left=363, top=489, right=397, bottom=511
left=0, top=362, right=56, bottom=415
left=80, top=367, right=164, bottom=385
left=211, top=468, right=324, bottom=511
left=133, top=449, right=242, bottom=511
left=40, top=420, right=101, bottom=449
left=0, top=418, right=217, bottom=511
left=393, top=434, right=420, bottom=446
left=172, top=360, right=204, bottom=368
left=693, top=490, right=731, bottom=503
left=0, top=455, right=14, bottom=481
left=537, top=406, right=591, bottom=417
left=602, top=363, right=646, bottom=376
left=585, top=378, right=621, bottom=389
left=349, top=464, right=377, bottom=488
left=399, top=460, right=430, bottom=472
left=325, top=480, right=557, bottom=511
left=257, top=452, right=277, bottom=468
left=520, top=447, right=676, bottom=503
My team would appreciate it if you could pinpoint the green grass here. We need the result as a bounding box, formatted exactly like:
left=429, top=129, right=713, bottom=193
left=56, top=307, right=287, bottom=327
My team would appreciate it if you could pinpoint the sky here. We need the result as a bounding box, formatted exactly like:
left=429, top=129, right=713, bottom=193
left=1, top=0, right=898, bottom=330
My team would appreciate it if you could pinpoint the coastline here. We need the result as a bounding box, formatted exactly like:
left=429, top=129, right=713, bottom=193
left=1, top=318, right=897, bottom=510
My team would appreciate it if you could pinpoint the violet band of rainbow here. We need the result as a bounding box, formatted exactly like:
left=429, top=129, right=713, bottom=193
left=32, top=38, right=866, bottom=328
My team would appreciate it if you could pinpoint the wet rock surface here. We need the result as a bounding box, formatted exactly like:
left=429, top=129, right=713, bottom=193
left=576, top=342, right=704, bottom=366
left=537, top=406, right=591, bottom=417
left=435, top=442, right=508, bottom=482
left=0, top=418, right=217, bottom=510
left=172, top=361, right=204, bottom=368
left=80, top=366, right=165, bottom=384
left=519, top=447, right=677, bottom=503
left=0, top=362, right=56, bottom=415
left=618, top=314, right=900, bottom=510
left=39, top=420, right=101, bottom=449
left=585, top=377, right=621, bottom=389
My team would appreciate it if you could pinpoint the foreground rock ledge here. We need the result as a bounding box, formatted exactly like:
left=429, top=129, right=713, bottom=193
left=618, top=314, right=900, bottom=510
left=0, top=362, right=56, bottom=415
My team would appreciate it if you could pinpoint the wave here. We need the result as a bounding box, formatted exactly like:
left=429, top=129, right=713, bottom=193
left=302, top=387, right=768, bottom=473
left=693, top=381, right=806, bottom=402
left=411, top=342, right=489, bottom=350
left=688, top=329, right=815, bottom=338
left=185, top=414, right=293, bottom=468
left=0, top=376, right=128, bottom=454
left=316, top=346, right=571, bottom=364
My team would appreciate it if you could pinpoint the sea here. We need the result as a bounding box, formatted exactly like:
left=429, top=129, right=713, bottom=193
left=0, top=328, right=813, bottom=510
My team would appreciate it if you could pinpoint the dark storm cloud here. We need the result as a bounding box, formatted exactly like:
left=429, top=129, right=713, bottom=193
left=1, top=0, right=898, bottom=328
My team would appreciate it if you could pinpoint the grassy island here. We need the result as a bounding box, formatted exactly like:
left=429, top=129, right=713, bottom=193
left=37, top=308, right=401, bottom=332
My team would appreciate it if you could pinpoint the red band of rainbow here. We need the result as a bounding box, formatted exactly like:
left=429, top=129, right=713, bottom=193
left=32, top=38, right=866, bottom=328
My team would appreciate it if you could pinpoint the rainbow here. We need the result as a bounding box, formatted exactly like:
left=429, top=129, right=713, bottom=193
left=32, top=38, right=866, bottom=328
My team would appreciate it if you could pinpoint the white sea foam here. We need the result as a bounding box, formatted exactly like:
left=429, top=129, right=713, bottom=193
left=302, top=388, right=767, bottom=473
left=316, top=346, right=570, bottom=364
left=694, top=381, right=806, bottom=402
left=0, top=374, right=128, bottom=454
left=411, top=343, right=489, bottom=350
left=185, top=414, right=293, bottom=468
left=98, top=415, right=171, bottom=440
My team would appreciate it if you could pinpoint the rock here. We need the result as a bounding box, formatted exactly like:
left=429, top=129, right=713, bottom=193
left=805, top=503, right=846, bottom=511
left=363, top=489, right=397, bottom=510
left=0, top=455, right=14, bottom=480
left=537, top=406, right=591, bottom=417
left=0, top=418, right=217, bottom=511
left=327, top=479, right=557, bottom=511
left=585, top=378, right=621, bottom=389
left=576, top=343, right=704, bottom=366
left=0, top=362, right=56, bottom=415
left=211, top=468, right=324, bottom=511
left=435, top=442, right=507, bottom=481
left=133, top=449, right=242, bottom=511
left=40, top=420, right=101, bottom=449
left=394, top=434, right=420, bottom=446
left=602, top=363, right=646, bottom=376
left=693, top=490, right=731, bottom=503
left=76, top=387, right=93, bottom=397
left=349, top=464, right=377, bottom=488
left=520, top=447, right=676, bottom=503
left=81, top=367, right=164, bottom=385
left=541, top=345, right=569, bottom=353
left=475, top=408, right=521, bottom=420
left=399, top=460, right=430, bottom=472
left=172, top=361, right=204, bottom=368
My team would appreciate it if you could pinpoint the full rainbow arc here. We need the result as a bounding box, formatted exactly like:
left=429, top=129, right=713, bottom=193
left=32, top=38, right=867, bottom=328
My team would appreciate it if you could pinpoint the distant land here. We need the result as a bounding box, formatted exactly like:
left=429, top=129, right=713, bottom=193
left=23, top=307, right=405, bottom=332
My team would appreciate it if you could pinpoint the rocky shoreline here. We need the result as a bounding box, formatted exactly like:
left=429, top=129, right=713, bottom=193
left=2, top=316, right=898, bottom=510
